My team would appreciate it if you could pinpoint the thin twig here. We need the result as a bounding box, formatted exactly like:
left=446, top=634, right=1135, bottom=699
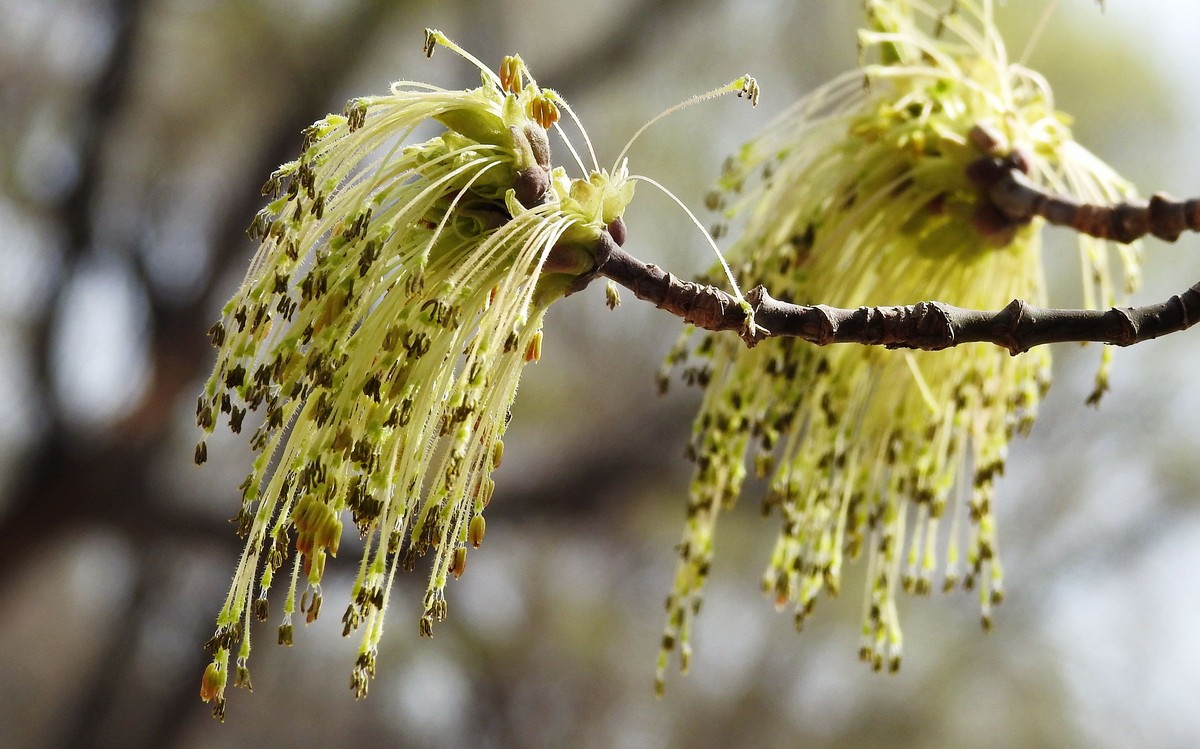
left=594, top=236, right=1200, bottom=354
left=978, top=161, right=1200, bottom=243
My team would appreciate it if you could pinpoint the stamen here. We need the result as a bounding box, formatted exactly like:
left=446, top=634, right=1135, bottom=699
left=629, top=173, right=747, bottom=303
left=1019, top=0, right=1063, bottom=66
left=423, top=28, right=501, bottom=87
left=612, top=75, right=760, bottom=174
left=543, top=90, right=600, bottom=174
left=499, top=55, right=523, bottom=94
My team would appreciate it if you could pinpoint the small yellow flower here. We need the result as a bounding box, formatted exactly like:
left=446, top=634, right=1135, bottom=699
left=658, top=0, right=1141, bottom=689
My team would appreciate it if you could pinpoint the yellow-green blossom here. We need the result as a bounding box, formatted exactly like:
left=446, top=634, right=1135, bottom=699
left=658, top=0, right=1140, bottom=689
left=195, top=31, right=640, bottom=717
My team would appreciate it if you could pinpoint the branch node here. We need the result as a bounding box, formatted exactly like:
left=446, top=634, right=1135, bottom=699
left=1111, top=306, right=1138, bottom=346
left=741, top=286, right=770, bottom=347
left=909, top=300, right=955, bottom=350
left=1110, top=201, right=1149, bottom=244
left=1174, top=293, right=1191, bottom=331
left=1148, top=193, right=1185, bottom=242
left=997, top=299, right=1028, bottom=355
left=809, top=304, right=837, bottom=346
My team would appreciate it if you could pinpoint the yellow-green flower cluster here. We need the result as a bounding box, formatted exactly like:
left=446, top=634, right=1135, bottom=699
left=195, top=31, right=636, bottom=718
left=658, top=0, right=1140, bottom=688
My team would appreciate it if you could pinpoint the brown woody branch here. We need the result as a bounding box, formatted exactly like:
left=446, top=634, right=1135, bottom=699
left=592, top=166, right=1200, bottom=353
left=977, top=160, right=1200, bottom=243
left=593, top=235, right=1200, bottom=355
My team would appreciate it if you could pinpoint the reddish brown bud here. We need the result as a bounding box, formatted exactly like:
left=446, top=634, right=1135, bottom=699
left=607, top=216, right=627, bottom=247
left=514, top=166, right=550, bottom=208
left=525, top=124, right=551, bottom=168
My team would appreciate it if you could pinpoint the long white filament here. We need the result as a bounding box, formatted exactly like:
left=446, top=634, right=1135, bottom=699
left=612, top=77, right=758, bottom=174
left=629, top=173, right=746, bottom=302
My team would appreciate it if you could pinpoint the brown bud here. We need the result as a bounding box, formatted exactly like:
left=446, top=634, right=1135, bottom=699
left=1007, top=146, right=1033, bottom=175
left=965, top=156, right=1008, bottom=188
left=967, top=122, right=1004, bottom=155
left=971, top=201, right=1016, bottom=239
left=607, top=216, right=627, bottom=247
left=514, top=165, right=550, bottom=208
left=525, top=124, right=551, bottom=168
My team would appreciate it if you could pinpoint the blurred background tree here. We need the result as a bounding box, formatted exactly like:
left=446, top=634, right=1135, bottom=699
left=3, top=1, right=1200, bottom=747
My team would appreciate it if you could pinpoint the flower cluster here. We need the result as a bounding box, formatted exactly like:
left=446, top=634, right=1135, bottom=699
left=657, top=0, right=1141, bottom=689
left=195, top=30, right=640, bottom=719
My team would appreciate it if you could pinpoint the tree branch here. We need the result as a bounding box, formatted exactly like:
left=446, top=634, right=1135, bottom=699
left=594, top=159, right=1200, bottom=353
left=594, top=235, right=1200, bottom=354
left=977, top=158, right=1200, bottom=243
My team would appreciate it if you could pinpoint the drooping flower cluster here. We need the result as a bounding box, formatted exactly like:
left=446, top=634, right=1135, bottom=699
left=657, top=0, right=1141, bottom=688
left=195, top=31, right=643, bottom=719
